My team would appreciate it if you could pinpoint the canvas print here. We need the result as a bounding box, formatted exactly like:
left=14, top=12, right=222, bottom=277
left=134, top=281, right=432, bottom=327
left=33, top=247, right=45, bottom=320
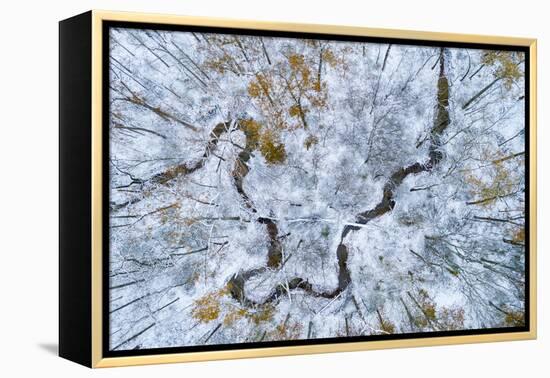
left=107, top=26, right=527, bottom=352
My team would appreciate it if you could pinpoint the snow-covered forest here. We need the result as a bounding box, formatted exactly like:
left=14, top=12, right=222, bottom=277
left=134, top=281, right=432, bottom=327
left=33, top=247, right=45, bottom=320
left=107, top=26, right=526, bottom=351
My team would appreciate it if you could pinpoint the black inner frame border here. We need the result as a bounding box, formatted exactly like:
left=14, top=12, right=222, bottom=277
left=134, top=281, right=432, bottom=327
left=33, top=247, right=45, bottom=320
left=102, top=20, right=531, bottom=358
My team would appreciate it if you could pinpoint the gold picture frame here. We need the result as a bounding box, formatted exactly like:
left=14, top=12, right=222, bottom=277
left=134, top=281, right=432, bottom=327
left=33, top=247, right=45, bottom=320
left=59, top=9, right=537, bottom=368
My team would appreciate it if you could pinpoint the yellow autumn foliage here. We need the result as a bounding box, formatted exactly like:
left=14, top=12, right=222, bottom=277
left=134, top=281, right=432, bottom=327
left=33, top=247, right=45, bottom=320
left=223, top=308, right=248, bottom=326
left=199, top=38, right=341, bottom=164
left=465, top=151, right=516, bottom=207
left=511, top=227, right=525, bottom=244
left=413, top=289, right=437, bottom=328
left=439, top=306, right=465, bottom=330
left=288, top=104, right=302, bottom=118
left=380, top=319, right=396, bottom=334
left=247, top=73, right=272, bottom=99
left=223, top=305, right=275, bottom=326
left=482, top=51, right=522, bottom=89
left=322, top=49, right=338, bottom=67
left=304, top=134, right=319, bottom=150
left=266, top=320, right=303, bottom=341
left=504, top=310, right=525, bottom=327
left=259, top=129, right=287, bottom=164
left=239, top=119, right=262, bottom=149
left=288, top=54, right=305, bottom=69
left=249, top=305, right=276, bottom=325
left=191, top=288, right=229, bottom=323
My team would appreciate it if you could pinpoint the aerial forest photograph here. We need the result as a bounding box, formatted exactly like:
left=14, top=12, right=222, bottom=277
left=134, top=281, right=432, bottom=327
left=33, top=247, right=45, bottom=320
left=107, top=25, right=527, bottom=352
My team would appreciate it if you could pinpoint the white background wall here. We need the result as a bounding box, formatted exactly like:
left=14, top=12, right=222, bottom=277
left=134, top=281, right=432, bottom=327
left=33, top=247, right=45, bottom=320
left=0, top=0, right=546, bottom=376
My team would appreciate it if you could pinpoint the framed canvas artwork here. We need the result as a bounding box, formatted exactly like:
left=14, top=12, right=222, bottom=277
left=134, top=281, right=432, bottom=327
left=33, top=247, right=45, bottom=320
left=59, top=10, right=537, bottom=368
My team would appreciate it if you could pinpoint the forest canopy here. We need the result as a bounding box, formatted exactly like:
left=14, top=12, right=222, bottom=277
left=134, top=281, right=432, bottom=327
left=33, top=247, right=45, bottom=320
left=108, top=27, right=526, bottom=351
